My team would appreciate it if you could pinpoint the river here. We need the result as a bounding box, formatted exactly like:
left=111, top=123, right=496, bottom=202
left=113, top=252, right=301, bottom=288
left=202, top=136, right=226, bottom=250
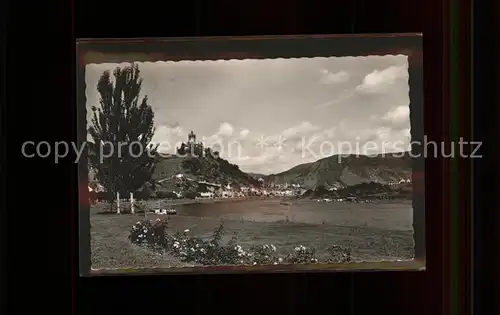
left=173, top=199, right=413, bottom=232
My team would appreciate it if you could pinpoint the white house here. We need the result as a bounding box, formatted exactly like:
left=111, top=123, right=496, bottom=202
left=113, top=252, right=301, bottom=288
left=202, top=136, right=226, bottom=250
left=173, top=191, right=182, bottom=198
left=284, top=190, right=294, bottom=196
left=200, top=192, right=214, bottom=198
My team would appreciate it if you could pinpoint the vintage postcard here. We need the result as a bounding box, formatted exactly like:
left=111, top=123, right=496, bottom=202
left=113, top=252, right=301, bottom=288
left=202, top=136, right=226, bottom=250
left=77, top=34, right=425, bottom=275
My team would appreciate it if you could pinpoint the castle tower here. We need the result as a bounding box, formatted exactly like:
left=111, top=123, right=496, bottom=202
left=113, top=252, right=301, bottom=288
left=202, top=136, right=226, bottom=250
left=188, top=130, right=196, bottom=144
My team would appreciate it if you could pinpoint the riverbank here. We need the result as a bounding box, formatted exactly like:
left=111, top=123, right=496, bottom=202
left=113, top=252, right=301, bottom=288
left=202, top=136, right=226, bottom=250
left=92, top=195, right=412, bottom=212
left=91, top=196, right=283, bottom=213
left=166, top=196, right=282, bottom=206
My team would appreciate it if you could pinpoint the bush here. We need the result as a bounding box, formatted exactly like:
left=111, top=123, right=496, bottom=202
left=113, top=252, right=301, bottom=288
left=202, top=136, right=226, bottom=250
left=285, top=245, right=319, bottom=264
left=128, top=218, right=170, bottom=250
left=326, top=245, right=352, bottom=263
left=128, top=220, right=353, bottom=266
left=246, top=244, right=282, bottom=265
left=167, top=224, right=247, bottom=265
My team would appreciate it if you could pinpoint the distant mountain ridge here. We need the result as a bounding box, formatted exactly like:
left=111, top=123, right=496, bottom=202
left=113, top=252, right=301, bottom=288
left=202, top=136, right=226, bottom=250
left=88, top=146, right=412, bottom=195
left=264, top=152, right=412, bottom=190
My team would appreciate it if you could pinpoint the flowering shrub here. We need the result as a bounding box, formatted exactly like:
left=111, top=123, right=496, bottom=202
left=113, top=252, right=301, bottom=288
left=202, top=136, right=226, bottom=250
left=326, top=245, right=352, bottom=263
left=285, top=245, right=319, bottom=264
left=128, top=219, right=353, bottom=266
left=246, top=244, right=282, bottom=265
left=168, top=227, right=238, bottom=265
left=128, top=218, right=170, bottom=251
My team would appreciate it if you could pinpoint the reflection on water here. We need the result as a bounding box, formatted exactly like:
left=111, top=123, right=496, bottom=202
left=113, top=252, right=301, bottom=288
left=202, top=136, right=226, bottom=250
left=175, top=199, right=413, bottom=231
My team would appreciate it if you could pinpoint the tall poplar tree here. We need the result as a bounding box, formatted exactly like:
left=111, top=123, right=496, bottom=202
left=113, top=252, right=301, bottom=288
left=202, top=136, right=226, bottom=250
left=88, top=64, right=158, bottom=211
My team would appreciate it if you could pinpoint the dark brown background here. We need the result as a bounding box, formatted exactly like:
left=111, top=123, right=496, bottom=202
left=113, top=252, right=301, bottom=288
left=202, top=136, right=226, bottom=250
left=4, top=0, right=497, bottom=314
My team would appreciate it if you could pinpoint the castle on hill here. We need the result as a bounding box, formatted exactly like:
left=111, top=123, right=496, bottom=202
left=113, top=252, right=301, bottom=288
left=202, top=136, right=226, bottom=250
left=177, top=130, right=219, bottom=158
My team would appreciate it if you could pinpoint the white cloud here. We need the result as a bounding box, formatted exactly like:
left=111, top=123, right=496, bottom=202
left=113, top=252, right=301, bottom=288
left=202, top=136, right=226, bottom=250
left=239, top=129, right=250, bottom=138
left=150, top=124, right=186, bottom=153
left=234, top=146, right=300, bottom=174
left=380, top=105, right=410, bottom=130
left=199, top=123, right=238, bottom=151
left=222, top=123, right=329, bottom=174
left=355, top=65, right=408, bottom=94
left=281, top=121, right=320, bottom=139
left=233, top=152, right=276, bottom=165
left=155, top=125, right=184, bottom=138
left=319, top=70, right=350, bottom=84
left=201, top=134, right=222, bottom=148
left=218, top=122, right=234, bottom=137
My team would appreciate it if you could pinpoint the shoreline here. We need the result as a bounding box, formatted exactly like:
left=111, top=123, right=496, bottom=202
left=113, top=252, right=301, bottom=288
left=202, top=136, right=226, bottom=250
left=159, top=196, right=283, bottom=206
left=95, top=196, right=412, bottom=209
left=148, top=196, right=412, bottom=207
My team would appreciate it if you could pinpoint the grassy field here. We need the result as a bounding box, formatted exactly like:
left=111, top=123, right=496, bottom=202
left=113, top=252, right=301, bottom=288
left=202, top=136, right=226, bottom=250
left=90, top=201, right=414, bottom=270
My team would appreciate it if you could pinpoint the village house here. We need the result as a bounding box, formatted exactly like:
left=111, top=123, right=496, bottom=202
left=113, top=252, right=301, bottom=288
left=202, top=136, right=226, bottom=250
left=199, top=192, right=215, bottom=198
left=172, top=191, right=182, bottom=198
left=240, top=186, right=250, bottom=192
left=398, top=178, right=412, bottom=184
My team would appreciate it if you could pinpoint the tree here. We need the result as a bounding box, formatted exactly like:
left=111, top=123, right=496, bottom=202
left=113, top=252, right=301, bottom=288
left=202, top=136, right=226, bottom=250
left=87, top=64, right=159, bottom=212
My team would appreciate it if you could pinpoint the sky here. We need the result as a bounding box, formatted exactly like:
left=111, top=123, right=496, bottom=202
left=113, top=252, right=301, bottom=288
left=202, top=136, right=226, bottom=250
left=85, top=55, right=411, bottom=175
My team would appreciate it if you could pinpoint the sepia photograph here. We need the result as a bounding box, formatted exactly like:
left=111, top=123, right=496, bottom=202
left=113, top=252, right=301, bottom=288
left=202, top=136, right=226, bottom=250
left=78, top=36, right=424, bottom=274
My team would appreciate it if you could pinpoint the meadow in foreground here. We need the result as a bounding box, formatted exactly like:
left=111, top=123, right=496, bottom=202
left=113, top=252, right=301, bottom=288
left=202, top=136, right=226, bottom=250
left=129, top=218, right=357, bottom=266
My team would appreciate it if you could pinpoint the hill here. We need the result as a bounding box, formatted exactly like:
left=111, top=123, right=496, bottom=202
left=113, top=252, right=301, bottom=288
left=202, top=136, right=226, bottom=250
left=302, top=181, right=413, bottom=201
left=147, top=149, right=260, bottom=198
left=88, top=141, right=260, bottom=199
left=153, top=154, right=259, bottom=186
left=265, top=152, right=412, bottom=190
